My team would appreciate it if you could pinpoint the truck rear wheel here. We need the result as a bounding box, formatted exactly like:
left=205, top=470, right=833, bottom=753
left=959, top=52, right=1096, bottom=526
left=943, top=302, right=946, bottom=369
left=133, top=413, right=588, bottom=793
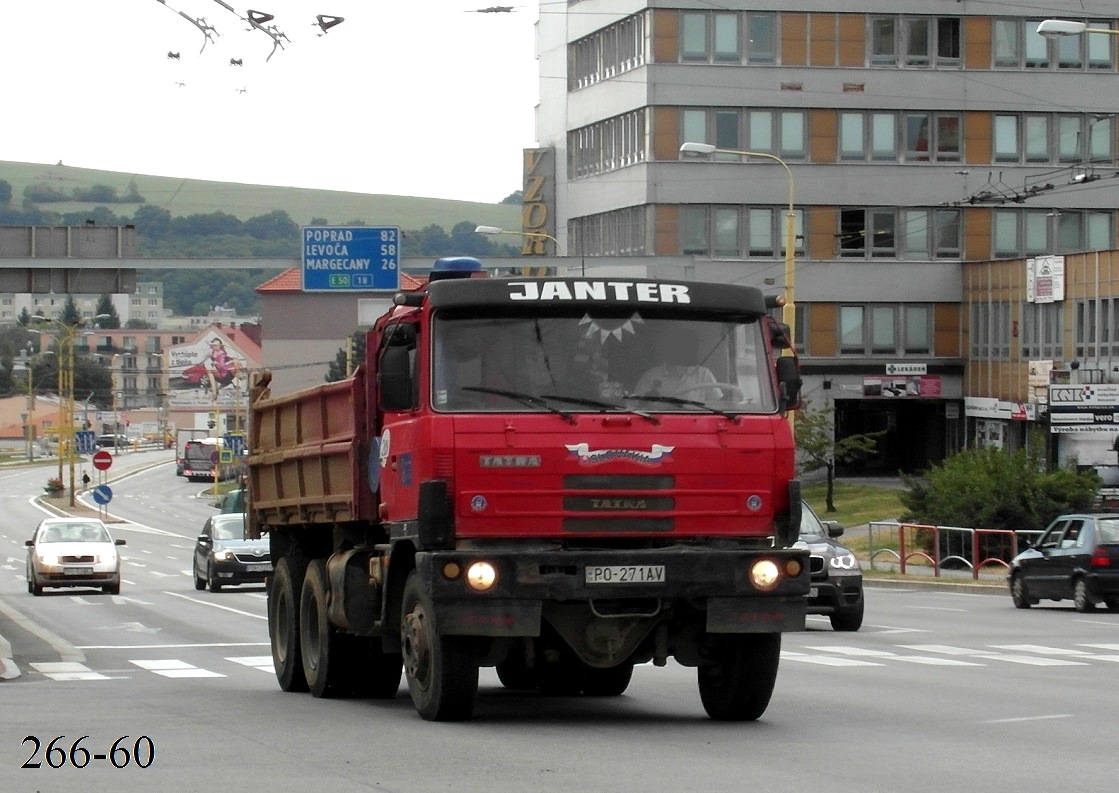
left=400, top=570, right=479, bottom=721
left=269, top=553, right=309, bottom=692
left=697, top=633, right=781, bottom=721
left=300, top=560, right=348, bottom=698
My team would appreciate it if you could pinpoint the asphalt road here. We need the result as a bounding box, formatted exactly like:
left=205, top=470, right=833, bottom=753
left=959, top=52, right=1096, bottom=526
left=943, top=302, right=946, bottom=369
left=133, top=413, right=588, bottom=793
left=2, top=455, right=1116, bottom=792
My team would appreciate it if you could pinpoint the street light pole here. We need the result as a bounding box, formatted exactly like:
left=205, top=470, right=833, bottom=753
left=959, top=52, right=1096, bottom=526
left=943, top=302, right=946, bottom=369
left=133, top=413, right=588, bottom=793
left=679, top=142, right=797, bottom=350
left=34, top=313, right=111, bottom=506
left=679, top=142, right=798, bottom=433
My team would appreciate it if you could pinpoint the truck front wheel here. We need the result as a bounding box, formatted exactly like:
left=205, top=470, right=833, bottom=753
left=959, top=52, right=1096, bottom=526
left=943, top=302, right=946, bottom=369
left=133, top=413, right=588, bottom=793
left=269, top=553, right=309, bottom=692
left=400, top=570, right=479, bottom=721
left=697, top=633, right=781, bottom=721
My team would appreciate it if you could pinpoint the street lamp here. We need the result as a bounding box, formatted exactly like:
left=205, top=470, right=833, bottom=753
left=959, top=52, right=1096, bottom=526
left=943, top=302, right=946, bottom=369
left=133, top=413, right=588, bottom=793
left=1037, top=19, right=1119, bottom=38
left=679, top=142, right=797, bottom=351
left=475, top=225, right=564, bottom=254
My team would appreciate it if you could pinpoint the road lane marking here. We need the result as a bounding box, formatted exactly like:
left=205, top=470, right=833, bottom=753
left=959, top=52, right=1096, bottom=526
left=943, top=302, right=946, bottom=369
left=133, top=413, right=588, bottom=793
left=163, top=591, right=267, bottom=620
left=0, top=596, right=85, bottom=663
left=228, top=655, right=274, bottom=672
left=983, top=714, right=1073, bottom=724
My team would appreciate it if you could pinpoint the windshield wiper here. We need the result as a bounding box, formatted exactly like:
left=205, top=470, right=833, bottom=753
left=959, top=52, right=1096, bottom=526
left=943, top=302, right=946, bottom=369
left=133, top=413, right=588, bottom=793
left=461, top=387, right=577, bottom=424
left=623, top=394, right=736, bottom=421
left=540, top=393, right=660, bottom=425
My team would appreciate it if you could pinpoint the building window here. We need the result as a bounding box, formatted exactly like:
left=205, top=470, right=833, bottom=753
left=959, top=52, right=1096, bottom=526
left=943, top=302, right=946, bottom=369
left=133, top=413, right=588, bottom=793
left=905, top=113, right=961, bottom=161
left=838, top=304, right=931, bottom=356
left=746, top=14, right=775, bottom=63
left=675, top=205, right=804, bottom=259
left=679, top=11, right=774, bottom=64
left=1021, top=302, right=1063, bottom=360
left=839, top=208, right=960, bottom=259
left=997, top=19, right=1113, bottom=70
left=568, top=206, right=647, bottom=256
left=1077, top=298, right=1119, bottom=359
left=840, top=306, right=865, bottom=353
left=994, top=209, right=1113, bottom=256
left=713, top=13, right=739, bottom=63
left=839, top=113, right=865, bottom=160
left=569, top=110, right=646, bottom=179
left=680, top=108, right=806, bottom=160
left=569, top=12, right=647, bottom=90
left=904, top=306, right=932, bottom=354
left=971, top=302, right=1011, bottom=360
left=869, top=16, right=961, bottom=67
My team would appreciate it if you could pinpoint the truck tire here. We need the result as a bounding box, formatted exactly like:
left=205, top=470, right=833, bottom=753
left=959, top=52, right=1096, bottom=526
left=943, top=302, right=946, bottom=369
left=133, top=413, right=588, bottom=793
left=697, top=633, right=781, bottom=721
left=300, top=559, right=348, bottom=698
left=400, top=570, right=479, bottom=721
left=581, top=663, right=634, bottom=697
left=269, top=553, right=309, bottom=692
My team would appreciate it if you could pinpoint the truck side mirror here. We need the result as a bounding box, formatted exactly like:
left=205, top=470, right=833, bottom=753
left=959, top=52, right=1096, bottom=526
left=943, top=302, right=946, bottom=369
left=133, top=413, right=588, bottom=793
left=769, top=322, right=792, bottom=350
left=775, top=356, right=802, bottom=411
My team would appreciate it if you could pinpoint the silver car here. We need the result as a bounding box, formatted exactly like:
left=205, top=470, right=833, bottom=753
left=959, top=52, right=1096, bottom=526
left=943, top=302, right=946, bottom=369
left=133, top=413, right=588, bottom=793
left=25, top=517, right=125, bottom=596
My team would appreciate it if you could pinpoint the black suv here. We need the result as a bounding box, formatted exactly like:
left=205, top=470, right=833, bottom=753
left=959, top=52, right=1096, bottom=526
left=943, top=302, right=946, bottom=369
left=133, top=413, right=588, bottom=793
left=797, top=502, right=865, bottom=631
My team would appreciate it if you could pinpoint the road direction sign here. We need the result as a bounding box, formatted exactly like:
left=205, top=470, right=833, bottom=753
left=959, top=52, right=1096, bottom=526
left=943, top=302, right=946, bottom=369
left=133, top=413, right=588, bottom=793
left=76, top=430, right=96, bottom=454
left=92, top=484, right=113, bottom=505
left=92, top=450, right=113, bottom=470
left=302, top=225, right=401, bottom=292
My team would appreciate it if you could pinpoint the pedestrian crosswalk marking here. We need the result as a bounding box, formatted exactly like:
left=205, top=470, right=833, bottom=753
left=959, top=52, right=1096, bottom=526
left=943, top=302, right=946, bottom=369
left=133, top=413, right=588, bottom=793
left=130, top=659, right=224, bottom=678
left=31, top=661, right=115, bottom=681
left=227, top=655, right=273, bottom=672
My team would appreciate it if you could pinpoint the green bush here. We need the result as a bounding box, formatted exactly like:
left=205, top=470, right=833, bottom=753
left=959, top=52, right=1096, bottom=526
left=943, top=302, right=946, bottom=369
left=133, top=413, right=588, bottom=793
left=900, top=446, right=1100, bottom=533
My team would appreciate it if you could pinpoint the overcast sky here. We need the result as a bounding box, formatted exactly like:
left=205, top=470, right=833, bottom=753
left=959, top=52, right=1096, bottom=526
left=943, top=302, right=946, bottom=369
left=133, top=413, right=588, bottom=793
left=1, top=1, right=539, bottom=203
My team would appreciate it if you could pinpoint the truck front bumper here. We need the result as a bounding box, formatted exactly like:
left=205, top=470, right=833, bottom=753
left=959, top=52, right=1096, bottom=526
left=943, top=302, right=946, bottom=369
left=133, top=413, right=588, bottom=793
left=415, top=546, right=809, bottom=637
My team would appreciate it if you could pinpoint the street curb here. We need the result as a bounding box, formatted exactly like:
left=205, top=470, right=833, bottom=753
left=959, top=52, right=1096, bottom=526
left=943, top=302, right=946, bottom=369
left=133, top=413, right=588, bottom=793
left=866, top=577, right=1005, bottom=596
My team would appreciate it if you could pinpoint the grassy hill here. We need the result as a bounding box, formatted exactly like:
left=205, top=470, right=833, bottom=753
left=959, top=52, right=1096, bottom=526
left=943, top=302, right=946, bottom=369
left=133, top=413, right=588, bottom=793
left=0, top=161, right=521, bottom=230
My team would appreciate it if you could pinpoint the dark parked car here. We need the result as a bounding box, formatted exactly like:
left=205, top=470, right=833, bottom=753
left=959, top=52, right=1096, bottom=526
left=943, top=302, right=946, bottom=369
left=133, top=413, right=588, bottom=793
left=1008, top=513, right=1119, bottom=612
left=25, top=517, right=125, bottom=596
left=192, top=513, right=271, bottom=592
left=797, top=502, right=864, bottom=631
left=96, top=433, right=131, bottom=448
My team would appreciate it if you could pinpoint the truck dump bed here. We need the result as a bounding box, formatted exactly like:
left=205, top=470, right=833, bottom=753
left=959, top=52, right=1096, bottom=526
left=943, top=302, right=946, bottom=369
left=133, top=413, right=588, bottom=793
left=247, top=369, right=372, bottom=529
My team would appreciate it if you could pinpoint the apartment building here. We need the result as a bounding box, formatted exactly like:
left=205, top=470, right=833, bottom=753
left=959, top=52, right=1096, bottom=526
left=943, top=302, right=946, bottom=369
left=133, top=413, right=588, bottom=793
left=533, top=1, right=1119, bottom=473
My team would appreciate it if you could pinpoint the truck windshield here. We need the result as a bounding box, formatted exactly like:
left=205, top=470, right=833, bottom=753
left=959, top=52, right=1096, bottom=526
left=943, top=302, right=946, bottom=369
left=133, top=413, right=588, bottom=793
left=431, top=310, right=777, bottom=414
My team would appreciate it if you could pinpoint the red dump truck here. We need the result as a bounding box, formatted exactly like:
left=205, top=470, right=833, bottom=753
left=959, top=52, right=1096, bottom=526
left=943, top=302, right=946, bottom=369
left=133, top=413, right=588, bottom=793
left=247, top=260, right=808, bottom=721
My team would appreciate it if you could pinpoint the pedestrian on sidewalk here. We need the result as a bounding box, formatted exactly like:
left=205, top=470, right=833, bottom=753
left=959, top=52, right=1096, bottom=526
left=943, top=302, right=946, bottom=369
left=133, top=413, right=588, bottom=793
left=81, top=471, right=91, bottom=491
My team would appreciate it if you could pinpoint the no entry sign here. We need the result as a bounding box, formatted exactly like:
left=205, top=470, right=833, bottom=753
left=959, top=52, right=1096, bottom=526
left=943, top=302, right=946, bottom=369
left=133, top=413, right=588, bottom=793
left=92, top=450, right=113, bottom=471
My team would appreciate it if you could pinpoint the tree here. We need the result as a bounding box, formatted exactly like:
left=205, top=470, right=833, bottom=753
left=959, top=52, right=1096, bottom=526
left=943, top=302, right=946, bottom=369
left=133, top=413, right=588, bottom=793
left=325, top=330, right=367, bottom=382
left=59, top=295, right=81, bottom=326
left=17, top=307, right=32, bottom=327
left=95, top=295, right=121, bottom=328
left=795, top=398, right=884, bottom=513
left=0, top=179, right=12, bottom=206
left=899, top=443, right=1100, bottom=534
left=500, top=190, right=523, bottom=205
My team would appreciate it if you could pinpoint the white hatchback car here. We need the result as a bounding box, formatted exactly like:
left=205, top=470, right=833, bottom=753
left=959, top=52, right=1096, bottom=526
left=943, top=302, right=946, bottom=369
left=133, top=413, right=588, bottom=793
left=25, top=517, right=125, bottom=596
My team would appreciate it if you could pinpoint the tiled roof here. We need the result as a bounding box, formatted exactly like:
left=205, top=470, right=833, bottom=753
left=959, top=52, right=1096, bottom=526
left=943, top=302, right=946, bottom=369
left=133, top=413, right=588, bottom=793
left=257, top=268, right=427, bottom=293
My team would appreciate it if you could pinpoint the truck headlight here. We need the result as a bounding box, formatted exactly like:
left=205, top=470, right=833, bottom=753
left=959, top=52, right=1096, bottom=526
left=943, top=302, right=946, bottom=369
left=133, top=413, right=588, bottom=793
left=465, top=561, right=497, bottom=592
left=749, top=559, right=780, bottom=591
